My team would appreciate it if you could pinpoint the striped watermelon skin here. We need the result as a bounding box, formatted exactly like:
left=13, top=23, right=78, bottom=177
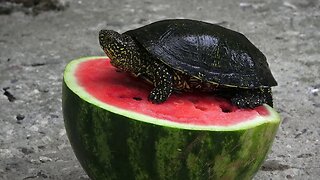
left=63, top=79, right=280, bottom=180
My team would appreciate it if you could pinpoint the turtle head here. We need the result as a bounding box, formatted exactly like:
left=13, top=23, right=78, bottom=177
left=99, top=30, right=139, bottom=71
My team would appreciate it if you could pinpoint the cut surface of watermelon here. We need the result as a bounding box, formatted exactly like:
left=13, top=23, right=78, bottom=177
left=64, top=56, right=279, bottom=131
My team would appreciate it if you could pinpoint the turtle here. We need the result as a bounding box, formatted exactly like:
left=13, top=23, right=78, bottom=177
left=99, top=19, right=278, bottom=108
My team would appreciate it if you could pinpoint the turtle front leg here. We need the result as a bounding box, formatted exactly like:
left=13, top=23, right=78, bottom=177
left=229, top=88, right=273, bottom=108
left=148, top=63, right=174, bottom=103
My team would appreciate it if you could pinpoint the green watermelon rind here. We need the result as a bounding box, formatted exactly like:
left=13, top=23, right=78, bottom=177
left=63, top=56, right=280, bottom=131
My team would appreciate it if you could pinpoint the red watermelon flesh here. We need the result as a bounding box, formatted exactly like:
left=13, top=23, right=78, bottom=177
left=75, top=58, right=269, bottom=126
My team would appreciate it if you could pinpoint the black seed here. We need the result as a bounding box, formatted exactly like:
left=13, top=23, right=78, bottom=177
left=133, top=97, right=142, bottom=101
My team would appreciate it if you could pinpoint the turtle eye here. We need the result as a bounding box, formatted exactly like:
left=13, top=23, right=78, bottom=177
left=99, top=34, right=108, bottom=48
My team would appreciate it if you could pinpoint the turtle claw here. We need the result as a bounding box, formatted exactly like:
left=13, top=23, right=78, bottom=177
left=148, top=86, right=172, bottom=104
left=148, top=88, right=167, bottom=104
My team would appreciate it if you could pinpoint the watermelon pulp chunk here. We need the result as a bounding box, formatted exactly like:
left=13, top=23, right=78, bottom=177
left=75, top=57, right=269, bottom=126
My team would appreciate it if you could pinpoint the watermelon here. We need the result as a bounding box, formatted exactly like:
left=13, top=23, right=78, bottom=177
left=62, top=56, right=281, bottom=180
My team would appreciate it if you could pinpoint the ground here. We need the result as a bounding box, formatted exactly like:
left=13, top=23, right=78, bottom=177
left=0, top=0, right=319, bottom=179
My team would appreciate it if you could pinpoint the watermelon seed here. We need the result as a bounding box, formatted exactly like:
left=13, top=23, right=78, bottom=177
left=195, top=105, right=207, bottom=111
left=133, top=97, right=142, bottom=101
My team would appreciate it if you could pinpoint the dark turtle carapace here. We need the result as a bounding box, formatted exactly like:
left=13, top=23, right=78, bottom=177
left=99, top=19, right=277, bottom=108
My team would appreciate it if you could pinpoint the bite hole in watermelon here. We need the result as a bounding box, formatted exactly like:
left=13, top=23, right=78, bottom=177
left=220, top=105, right=233, bottom=113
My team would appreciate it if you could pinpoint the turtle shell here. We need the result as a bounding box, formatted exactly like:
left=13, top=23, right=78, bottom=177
left=124, top=19, right=277, bottom=88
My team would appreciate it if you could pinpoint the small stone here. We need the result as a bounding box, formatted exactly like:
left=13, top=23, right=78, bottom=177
left=29, top=125, right=39, bottom=132
left=283, top=2, right=297, bottom=9
left=3, top=87, right=16, bottom=102
left=20, top=147, right=34, bottom=155
left=50, top=114, right=59, bottom=118
left=38, top=172, right=48, bottom=178
left=39, top=156, right=52, bottom=163
left=38, top=145, right=46, bottom=150
left=286, top=174, right=293, bottom=179
left=0, top=149, right=13, bottom=159
left=16, top=114, right=25, bottom=121
left=294, top=128, right=307, bottom=138
left=10, top=79, right=18, bottom=83
left=57, top=144, right=66, bottom=150
left=30, top=159, right=41, bottom=164
left=25, top=135, right=30, bottom=140
left=58, top=129, right=66, bottom=137
left=313, top=103, right=320, bottom=108
left=261, top=160, right=290, bottom=171
left=310, top=88, right=319, bottom=96
left=239, top=2, right=252, bottom=8
left=297, top=153, right=313, bottom=158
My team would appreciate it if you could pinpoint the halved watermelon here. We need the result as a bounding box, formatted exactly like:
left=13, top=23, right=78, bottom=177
left=62, top=56, right=280, bottom=180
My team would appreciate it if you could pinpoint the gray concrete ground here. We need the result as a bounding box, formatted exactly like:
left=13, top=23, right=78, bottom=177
left=0, top=0, right=319, bottom=179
